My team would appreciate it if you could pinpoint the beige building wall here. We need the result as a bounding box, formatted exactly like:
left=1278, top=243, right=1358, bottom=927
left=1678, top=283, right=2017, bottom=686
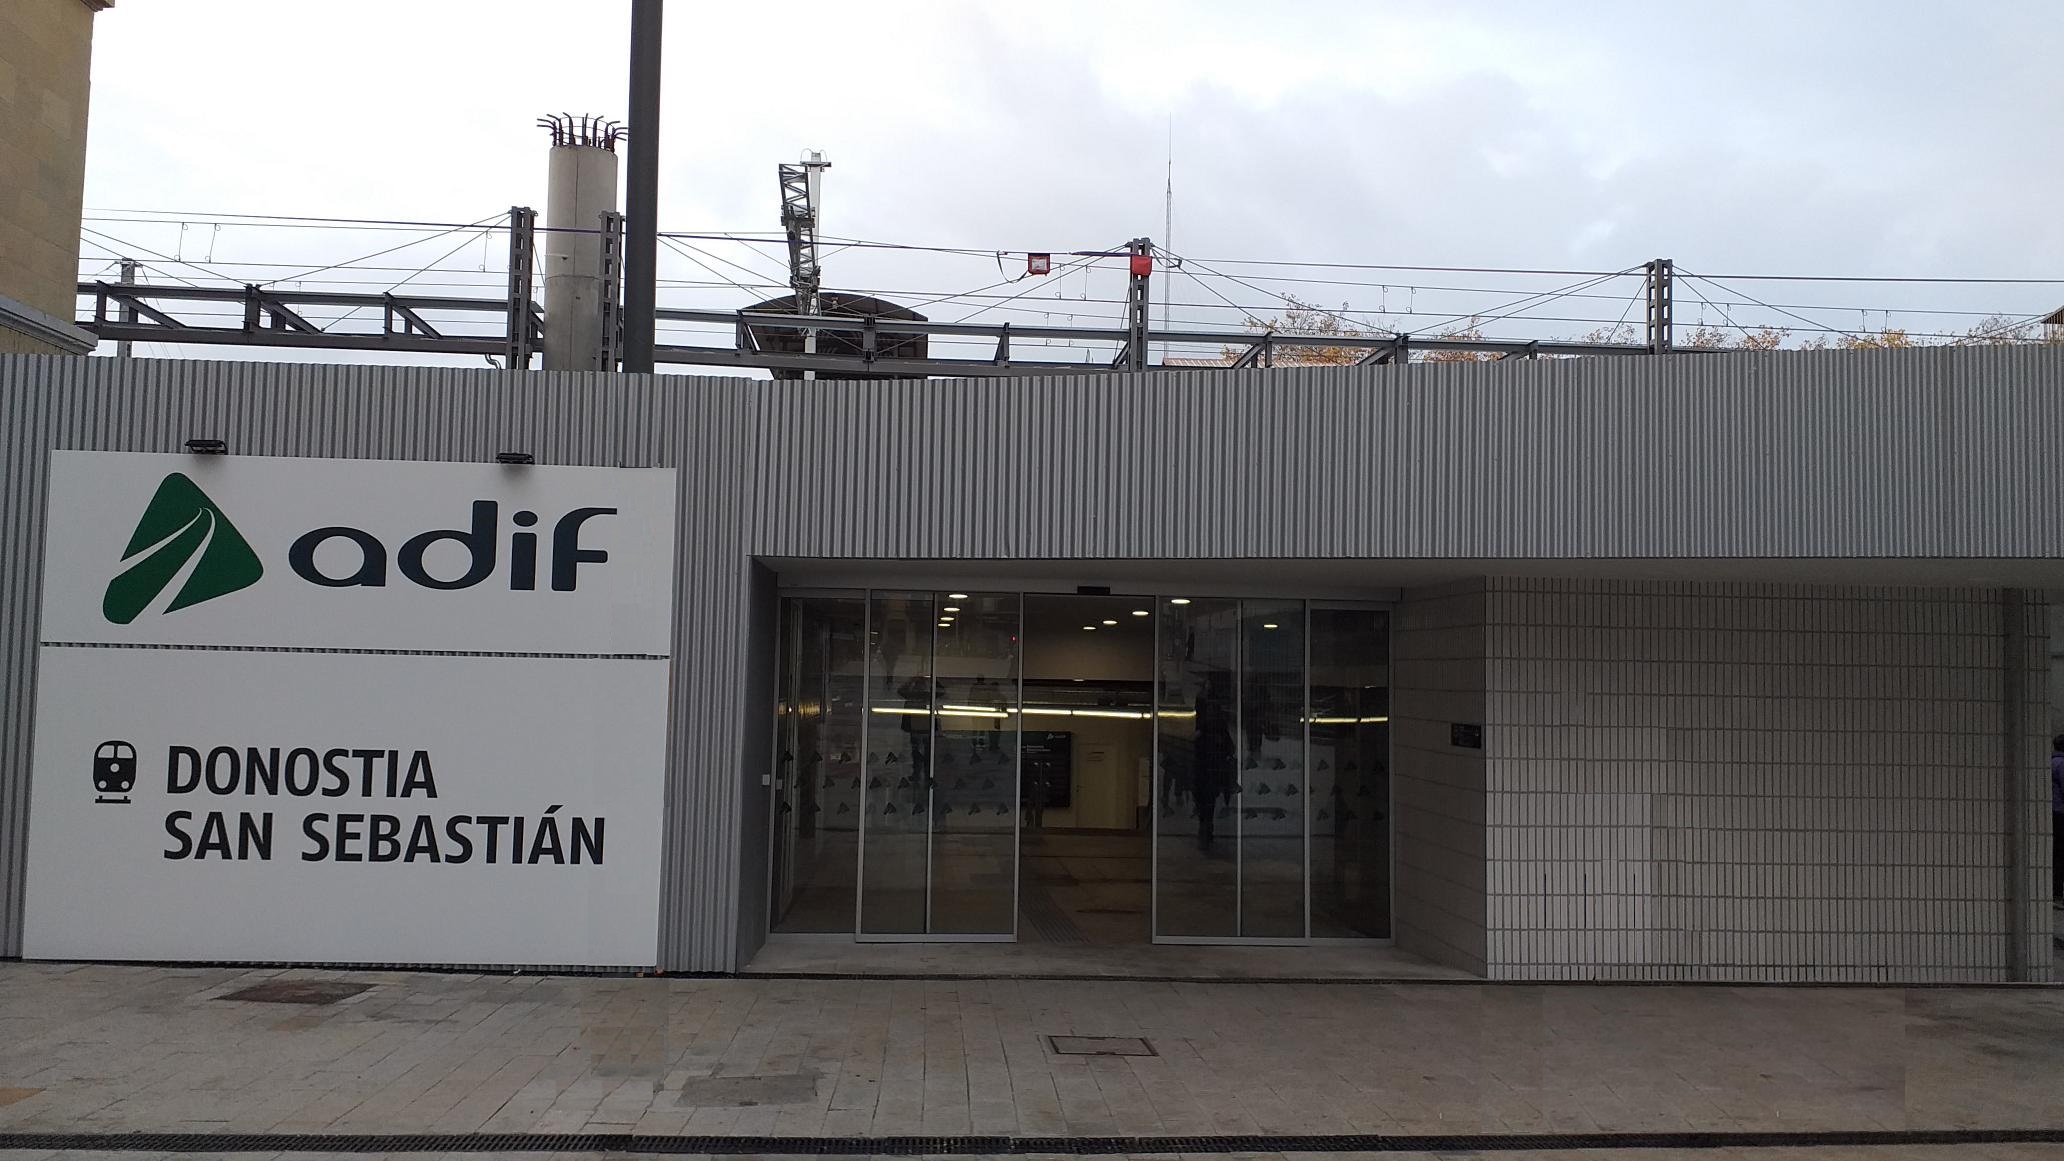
left=0, top=0, right=106, bottom=355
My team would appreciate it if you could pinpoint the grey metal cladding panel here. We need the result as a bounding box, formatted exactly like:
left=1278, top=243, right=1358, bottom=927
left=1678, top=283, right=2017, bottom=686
left=0, top=358, right=55, bottom=957
left=652, top=379, right=758, bottom=971
left=740, top=347, right=2064, bottom=561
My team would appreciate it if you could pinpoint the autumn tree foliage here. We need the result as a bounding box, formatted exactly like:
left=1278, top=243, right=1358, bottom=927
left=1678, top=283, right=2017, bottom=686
left=1223, top=297, right=1370, bottom=365
left=1231, top=295, right=2056, bottom=360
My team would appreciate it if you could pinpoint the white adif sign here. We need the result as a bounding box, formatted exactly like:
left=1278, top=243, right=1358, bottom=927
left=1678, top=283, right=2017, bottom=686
left=24, top=647, right=668, bottom=966
left=39, top=452, right=677, bottom=654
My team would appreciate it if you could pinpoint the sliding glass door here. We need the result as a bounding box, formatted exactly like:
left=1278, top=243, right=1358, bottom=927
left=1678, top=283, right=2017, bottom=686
left=1151, top=598, right=1388, bottom=942
left=857, top=591, right=1022, bottom=940
left=771, top=589, right=1388, bottom=945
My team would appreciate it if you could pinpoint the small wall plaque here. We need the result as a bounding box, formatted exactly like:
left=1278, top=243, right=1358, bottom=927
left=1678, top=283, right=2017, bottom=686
left=1450, top=723, right=1483, bottom=749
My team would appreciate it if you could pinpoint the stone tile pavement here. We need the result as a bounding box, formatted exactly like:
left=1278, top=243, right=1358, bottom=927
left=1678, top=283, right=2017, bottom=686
left=5, top=962, right=2064, bottom=1148
left=25, top=1150, right=2059, bottom=1159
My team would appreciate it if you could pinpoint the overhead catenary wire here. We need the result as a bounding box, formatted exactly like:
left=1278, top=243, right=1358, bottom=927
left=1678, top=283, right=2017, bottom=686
left=1679, top=271, right=1867, bottom=342
left=659, top=236, right=770, bottom=300
left=80, top=225, right=249, bottom=288
left=79, top=209, right=2064, bottom=285
left=70, top=211, right=2064, bottom=354
left=945, top=251, right=1109, bottom=324
left=318, top=228, right=497, bottom=333
left=662, top=235, right=791, bottom=292
left=259, top=211, right=508, bottom=288
left=74, top=249, right=2047, bottom=325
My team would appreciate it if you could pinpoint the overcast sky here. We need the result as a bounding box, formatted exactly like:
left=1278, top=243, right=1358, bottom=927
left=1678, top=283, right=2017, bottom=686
left=77, top=1, right=2064, bottom=363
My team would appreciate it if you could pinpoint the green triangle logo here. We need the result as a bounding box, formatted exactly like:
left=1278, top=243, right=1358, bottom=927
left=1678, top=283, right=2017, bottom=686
left=101, top=473, right=264, bottom=624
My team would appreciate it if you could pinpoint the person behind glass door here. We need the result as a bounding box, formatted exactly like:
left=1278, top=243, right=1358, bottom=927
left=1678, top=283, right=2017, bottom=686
left=970, top=672, right=1002, bottom=759
left=1193, top=671, right=1235, bottom=851
left=2052, top=735, right=2064, bottom=907
left=899, top=674, right=932, bottom=813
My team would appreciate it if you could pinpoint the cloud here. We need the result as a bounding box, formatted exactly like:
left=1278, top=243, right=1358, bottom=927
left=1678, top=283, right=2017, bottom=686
left=76, top=0, right=2064, bottom=363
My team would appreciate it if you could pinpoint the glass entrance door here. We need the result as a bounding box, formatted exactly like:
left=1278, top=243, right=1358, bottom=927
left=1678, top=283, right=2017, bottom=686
left=769, top=589, right=1389, bottom=946
left=770, top=596, right=866, bottom=934
left=1151, top=598, right=1389, bottom=942
left=857, top=591, right=1022, bottom=939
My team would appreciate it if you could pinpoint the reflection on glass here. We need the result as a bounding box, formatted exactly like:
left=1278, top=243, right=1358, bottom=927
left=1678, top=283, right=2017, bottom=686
left=1309, top=608, right=1390, bottom=938
left=928, top=593, right=1021, bottom=935
left=1155, top=598, right=1239, bottom=938
left=770, top=596, right=866, bottom=933
left=858, top=590, right=1021, bottom=938
left=1239, top=600, right=1306, bottom=938
left=860, top=593, right=933, bottom=934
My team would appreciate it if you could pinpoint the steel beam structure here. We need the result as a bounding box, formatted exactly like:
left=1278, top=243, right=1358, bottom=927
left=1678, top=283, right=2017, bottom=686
left=78, top=283, right=1656, bottom=373
left=503, top=206, right=540, bottom=369
left=1646, top=257, right=1675, bottom=354
left=598, top=210, right=625, bottom=371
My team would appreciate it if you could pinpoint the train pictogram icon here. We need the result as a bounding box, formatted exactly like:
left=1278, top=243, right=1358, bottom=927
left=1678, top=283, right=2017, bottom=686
left=93, top=740, right=136, bottom=804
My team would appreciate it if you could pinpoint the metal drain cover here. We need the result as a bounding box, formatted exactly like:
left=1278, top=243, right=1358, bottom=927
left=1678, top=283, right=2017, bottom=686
left=1048, top=1035, right=1155, bottom=1056
left=217, top=980, right=370, bottom=1005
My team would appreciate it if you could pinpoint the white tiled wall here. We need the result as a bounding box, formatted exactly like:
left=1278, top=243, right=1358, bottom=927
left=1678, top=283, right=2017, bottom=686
left=1479, top=578, right=2051, bottom=983
left=1391, top=580, right=1489, bottom=974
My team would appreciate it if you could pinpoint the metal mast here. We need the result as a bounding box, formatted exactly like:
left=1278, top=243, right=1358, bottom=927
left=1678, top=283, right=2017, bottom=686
left=779, top=151, right=831, bottom=379
left=1645, top=257, right=1675, bottom=354
left=621, top=0, right=663, bottom=374
left=1123, top=237, right=1152, bottom=370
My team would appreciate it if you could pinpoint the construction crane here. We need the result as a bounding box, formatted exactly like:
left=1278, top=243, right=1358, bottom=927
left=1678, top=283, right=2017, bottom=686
left=778, top=151, right=831, bottom=379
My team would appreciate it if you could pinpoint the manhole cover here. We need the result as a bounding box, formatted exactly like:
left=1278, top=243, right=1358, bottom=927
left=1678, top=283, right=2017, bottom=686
left=1047, top=1035, right=1155, bottom=1056
left=217, top=980, right=370, bottom=1005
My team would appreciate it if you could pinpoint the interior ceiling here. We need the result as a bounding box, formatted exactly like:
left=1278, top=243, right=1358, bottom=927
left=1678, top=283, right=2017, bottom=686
left=772, top=557, right=2064, bottom=596
left=1024, top=593, right=1155, bottom=647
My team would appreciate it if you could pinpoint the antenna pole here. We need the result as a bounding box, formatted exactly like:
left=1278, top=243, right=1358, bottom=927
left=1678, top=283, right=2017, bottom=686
left=1162, top=119, right=1172, bottom=363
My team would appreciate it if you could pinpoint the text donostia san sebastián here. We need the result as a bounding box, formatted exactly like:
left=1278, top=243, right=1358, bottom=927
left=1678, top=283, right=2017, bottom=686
left=156, top=745, right=606, bottom=865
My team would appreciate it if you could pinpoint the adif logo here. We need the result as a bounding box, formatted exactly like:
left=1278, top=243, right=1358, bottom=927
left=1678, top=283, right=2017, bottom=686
left=102, top=473, right=264, bottom=624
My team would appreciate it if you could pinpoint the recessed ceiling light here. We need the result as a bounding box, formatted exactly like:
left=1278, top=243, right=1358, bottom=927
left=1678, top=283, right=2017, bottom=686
left=1263, top=623, right=1280, bottom=630
left=1101, top=619, right=1117, bottom=626
left=1132, top=610, right=1149, bottom=617
left=1170, top=598, right=1191, bottom=606
left=1082, top=625, right=1096, bottom=631
left=942, top=606, right=961, bottom=613
left=948, top=593, right=969, bottom=600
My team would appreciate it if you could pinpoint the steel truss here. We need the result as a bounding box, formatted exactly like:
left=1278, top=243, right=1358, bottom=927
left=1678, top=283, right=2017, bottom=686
left=79, top=287, right=1662, bottom=373
left=77, top=253, right=1681, bottom=374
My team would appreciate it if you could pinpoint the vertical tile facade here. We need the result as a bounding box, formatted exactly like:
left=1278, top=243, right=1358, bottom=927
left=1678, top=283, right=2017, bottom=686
left=1391, top=581, right=1490, bottom=974
left=1481, top=578, right=2052, bottom=983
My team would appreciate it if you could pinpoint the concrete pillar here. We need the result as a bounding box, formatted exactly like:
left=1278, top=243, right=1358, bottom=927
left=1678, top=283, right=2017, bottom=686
left=542, top=143, right=620, bottom=372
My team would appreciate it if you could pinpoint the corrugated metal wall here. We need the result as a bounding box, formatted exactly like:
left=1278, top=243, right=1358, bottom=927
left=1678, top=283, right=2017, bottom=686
left=3, top=346, right=2062, bottom=968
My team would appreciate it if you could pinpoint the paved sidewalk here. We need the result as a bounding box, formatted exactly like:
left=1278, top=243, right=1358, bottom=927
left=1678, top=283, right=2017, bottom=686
left=26, top=1148, right=2064, bottom=1159
left=5, top=962, right=2064, bottom=1146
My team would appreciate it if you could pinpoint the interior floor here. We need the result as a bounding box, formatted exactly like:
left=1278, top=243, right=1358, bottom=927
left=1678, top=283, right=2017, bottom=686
left=745, top=934, right=1459, bottom=979
left=1017, top=830, right=1151, bottom=946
